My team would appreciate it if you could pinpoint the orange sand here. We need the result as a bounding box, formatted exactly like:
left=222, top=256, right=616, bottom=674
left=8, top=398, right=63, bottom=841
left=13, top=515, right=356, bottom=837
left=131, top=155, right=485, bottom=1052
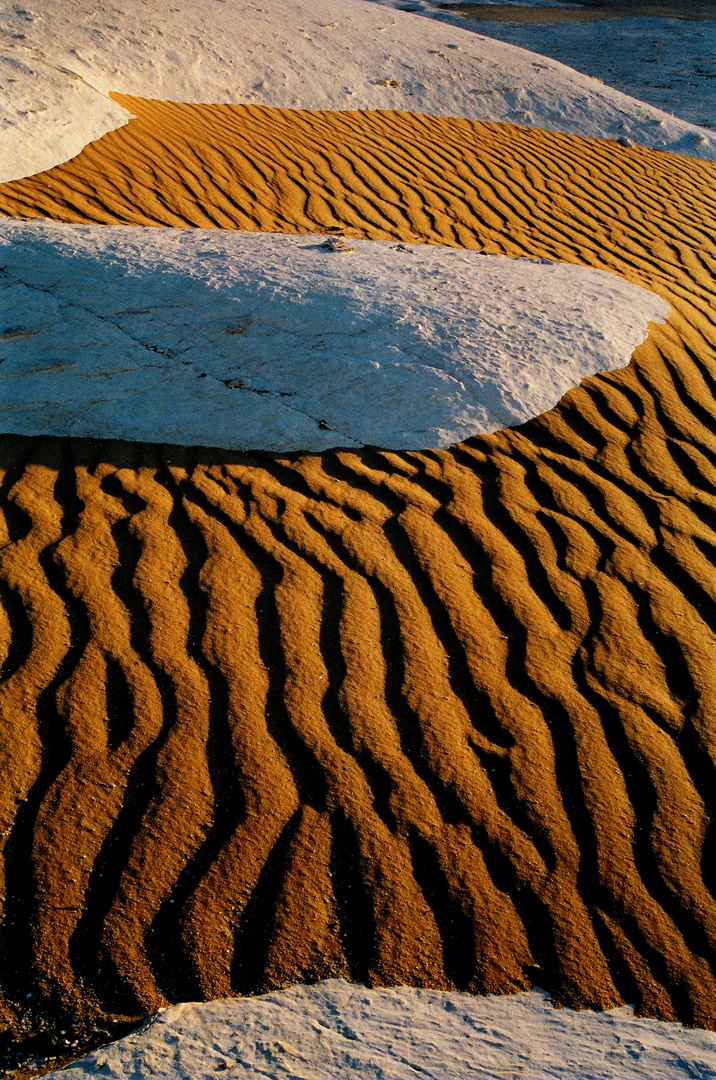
left=1, top=99, right=716, bottom=1069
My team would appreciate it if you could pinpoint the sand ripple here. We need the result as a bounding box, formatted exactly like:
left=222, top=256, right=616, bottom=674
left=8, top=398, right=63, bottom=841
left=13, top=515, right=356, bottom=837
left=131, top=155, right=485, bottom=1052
left=0, top=99, right=715, bottom=1063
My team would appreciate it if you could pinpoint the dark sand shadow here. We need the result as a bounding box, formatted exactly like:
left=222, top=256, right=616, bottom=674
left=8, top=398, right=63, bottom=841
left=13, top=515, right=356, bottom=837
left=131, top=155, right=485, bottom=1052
left=437, top=0, right=716, bottom=23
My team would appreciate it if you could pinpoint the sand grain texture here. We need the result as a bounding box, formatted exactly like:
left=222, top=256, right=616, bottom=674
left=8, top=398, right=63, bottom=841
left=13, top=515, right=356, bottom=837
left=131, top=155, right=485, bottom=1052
left=1, top=99, right=716, bottom=1064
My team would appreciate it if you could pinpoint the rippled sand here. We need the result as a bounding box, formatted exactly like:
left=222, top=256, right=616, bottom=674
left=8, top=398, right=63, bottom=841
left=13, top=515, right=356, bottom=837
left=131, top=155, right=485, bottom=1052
left=1, top=94, right=716, bottom=1069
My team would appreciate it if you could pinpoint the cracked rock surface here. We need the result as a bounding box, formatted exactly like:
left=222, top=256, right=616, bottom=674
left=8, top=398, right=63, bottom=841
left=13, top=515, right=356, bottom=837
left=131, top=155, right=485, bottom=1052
left=0, top=221, right=668, bottom=452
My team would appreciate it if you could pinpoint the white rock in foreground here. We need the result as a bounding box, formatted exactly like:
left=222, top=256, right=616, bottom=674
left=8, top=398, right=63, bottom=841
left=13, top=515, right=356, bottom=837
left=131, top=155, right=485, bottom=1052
left=0, top=221, right=668, bottom=452
left=1, top=0, right=715, bottom=185
left=45, top=979, right=716, bottom=1079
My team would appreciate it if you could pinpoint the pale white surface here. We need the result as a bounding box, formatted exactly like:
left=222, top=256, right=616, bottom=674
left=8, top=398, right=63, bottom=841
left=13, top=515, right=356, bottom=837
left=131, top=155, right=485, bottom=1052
left=2, top=0, right=716, bottom=186
left=0, top=220, right=668, bottom=452
left=45, top=979, right=716, bottom=1078
left=397, top=6, right=716, bottom=131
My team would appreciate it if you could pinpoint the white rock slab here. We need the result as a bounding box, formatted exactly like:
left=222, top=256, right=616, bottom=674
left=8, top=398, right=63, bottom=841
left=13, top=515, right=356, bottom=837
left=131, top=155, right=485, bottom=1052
left=0, top=221, right=668, bottom=452
left=396, top=5, right=716, bottom=132
left=44, top=979, right=716, bottom=1079
left=1, top=0, right=715, bottom=185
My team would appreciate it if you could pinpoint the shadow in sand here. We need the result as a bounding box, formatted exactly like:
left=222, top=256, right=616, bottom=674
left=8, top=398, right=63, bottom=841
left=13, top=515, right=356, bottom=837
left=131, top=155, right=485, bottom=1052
left=437, top=0, right=716, bottom=23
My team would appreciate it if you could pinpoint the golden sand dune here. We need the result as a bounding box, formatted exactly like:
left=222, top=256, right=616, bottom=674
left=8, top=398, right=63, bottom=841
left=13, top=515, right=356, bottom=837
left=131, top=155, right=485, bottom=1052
left=1, top=99, right=716, bottom=1063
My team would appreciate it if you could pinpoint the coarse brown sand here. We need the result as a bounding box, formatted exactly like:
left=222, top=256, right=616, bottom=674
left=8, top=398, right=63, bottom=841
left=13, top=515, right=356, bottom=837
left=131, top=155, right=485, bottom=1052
left=1, top=98, right=716, bottom=1071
